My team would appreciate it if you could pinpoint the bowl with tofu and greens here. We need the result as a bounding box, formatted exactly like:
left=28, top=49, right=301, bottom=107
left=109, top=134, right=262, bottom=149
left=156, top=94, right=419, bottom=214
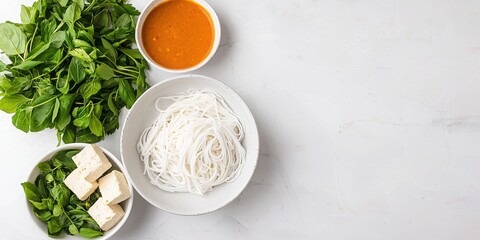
left=22, top=143, right=134, bottom=239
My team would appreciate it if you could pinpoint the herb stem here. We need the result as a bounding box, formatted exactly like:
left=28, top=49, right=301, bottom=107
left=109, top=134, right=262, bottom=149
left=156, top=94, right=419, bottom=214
left=53, top=22, right=65, bottom=33
left=112, top=68, right=137, bottom=78
left=61, top=207, right=75, bottom=226
left=117, top=67, right=139, bottom=74
left=52, top=55, right=69, bottom=71
left=27, top=25, right=39, bottom=57
left=30, top=72, right=48, bottom=81
left=84, top=0, right=97, bottom=12
left=25, top=94, right=61, bottom=110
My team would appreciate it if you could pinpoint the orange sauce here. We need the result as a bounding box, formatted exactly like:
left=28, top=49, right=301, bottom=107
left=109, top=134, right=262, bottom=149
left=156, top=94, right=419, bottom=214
left=142, top=0, right=215, bottom=70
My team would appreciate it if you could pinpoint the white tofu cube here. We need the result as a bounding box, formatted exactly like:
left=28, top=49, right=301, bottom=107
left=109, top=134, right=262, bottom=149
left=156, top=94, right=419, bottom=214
left=88, top=197, right=125, bottom=231
left=72, top=144, right=112, bottom=182
left=64, top=169, right=98, bottom=201
left=98, top=170, right=132, bottom=205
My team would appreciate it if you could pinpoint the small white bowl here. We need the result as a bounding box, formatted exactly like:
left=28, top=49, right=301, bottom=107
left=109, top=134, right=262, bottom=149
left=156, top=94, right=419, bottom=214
left=25, top=143, right=134, bottom=240
left=135, top=0, right=221, bottom=73
left=120, top=75, right=259, bottom=215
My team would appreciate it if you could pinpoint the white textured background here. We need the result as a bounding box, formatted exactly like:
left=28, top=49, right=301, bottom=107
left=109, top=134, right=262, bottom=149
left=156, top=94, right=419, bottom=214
left=2, top=0, right=480, bottom=239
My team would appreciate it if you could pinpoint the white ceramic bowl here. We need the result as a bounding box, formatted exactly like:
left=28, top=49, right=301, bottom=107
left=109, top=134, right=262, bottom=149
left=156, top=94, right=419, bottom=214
left=25, top=143, right=134, bottom=240
left=121, top=75, right=259, bottom=215
left=135, top=0, right=221, bottom=73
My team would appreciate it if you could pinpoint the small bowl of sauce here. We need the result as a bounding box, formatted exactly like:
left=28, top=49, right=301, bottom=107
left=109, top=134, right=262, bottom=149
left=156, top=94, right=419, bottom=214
left=136, top=0, right=221, bottom=73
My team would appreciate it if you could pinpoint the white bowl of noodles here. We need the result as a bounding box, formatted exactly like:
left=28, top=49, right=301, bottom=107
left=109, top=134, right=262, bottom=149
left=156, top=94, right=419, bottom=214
left=120, top=75, right=259, bottom=215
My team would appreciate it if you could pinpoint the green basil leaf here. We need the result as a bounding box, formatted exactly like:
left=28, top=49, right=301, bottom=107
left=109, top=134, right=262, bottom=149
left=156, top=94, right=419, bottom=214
left=104, top=114, right=119, bottom=134
left=94, top=11, right=110, bottom=32
left=70, top=48, right=92, bottom=62
left=115, top=14, right=132, bottom=29
left=65, top=31, right=74, bottom=49
left=73, top=104, right=91, bottom=129
left=52, top=49, right=64, bottom=64
left=89, top=114, right=103, bottom=137
left=65, top=149, right=81, bottom=161
left=101, top=38, right=117, bottom=62
left=102, top=78, right=120, bottom=89
left=45, top=174, right=54, bottom=183
left=78, top=30, right=94, bottom=45
left=30, top=94, right=57, bottom=106
left=89, top=48, right=98, bottom=60
left=57, top=0, right=68, bottom=7
left=6, top=77, right=32, bottom=95
left=119, top=48, right=143, bottom=59
left=107, top=92, right=119, bottom=116
left=47, top=218, right=62, bottom=235
left=56, top=76, right=70, bottom=94
left=51, top=98, right=60, bottom=123
left=26, top=42, right=50, bottom=60
left=46, top=198, right=54, bottom=211
left=51, top=184, right=71, bottom=207
left=12, top=108, right=31, bottom=132
left=69, top=58, right=86, bottom=83
left=55, top=168, right=66, bottom=181
left=37, top=161, right=52, bottom=172
left=21, top=182, right=41, bottom=202
left=0, top=61, right=7, bottom=72
left=69, top=194, right=80, bottom=206
left=55, top=93, right=76, bottom=131
left=68, top=209, right=89, bottom=220
left=0, top=23, right=27, bottom=55
left=79, top=228, right=103, bottom=238
left=30, top=95, right=56, bottom=132
left=20, top=5, right=36, bottom=24
left=122, top=3, right=141, bottom=16
left=83, top=216, right=102, bottom=231
left=40, top=19, right=56, bottom=42
left=29, top=199, right=48, bottom=210
left=57, top=213, right=69, bottom=228
left=53, top=204, right=62, bottom=217
left=34, top=210, right=53, bottom=222
left=37, top=177, right=49, bottom=198
left=0, top=75, right=12, bottom=92
left=34, top=0, right=46, bottom=18
left=20, top=7, right=29, bottom=24
left=62, top=125, right=76, bottom=143
left=72, top=0, right=85, bottom=11
left=136, top=68, right=148, bottom=98
left=94, top=101, right=102, bottom=117
left=0, top=94, right=29, bottom=113
left=52, top=149, right=78, bottom=171
left=69, top=224, right=79, bottom=235
left=83, top=61, right=96, bottom=75
left=50, top=31, right=66, bottom=48
left=64, top=4, right=81, bottom=24
left=54, top=151, right=73, bottom=167
left=36, top=78, right=57, bottom=95
left=35, top=46, right=60, bottom=62
left=77, top=132, right=101, bottom=143
left=21, top=23, right=36, bottom=37
left=118, top=79, right=136, bottom=108
left=79, top=80, right=101, bottom=101
left=73, top=39, right=91, bottom=48
left=12, top=60, right=43, bottom=70
left=96, top=63, right=114, bottom=80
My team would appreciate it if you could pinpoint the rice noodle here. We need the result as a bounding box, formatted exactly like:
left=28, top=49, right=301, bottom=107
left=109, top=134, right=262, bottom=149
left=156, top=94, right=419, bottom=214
left=137, top=89, right=246, bottom=195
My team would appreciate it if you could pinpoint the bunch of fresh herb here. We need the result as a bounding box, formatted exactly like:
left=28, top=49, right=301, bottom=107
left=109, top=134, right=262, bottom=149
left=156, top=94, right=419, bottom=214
left=22, top=149, right=104, bottom=238
left=0, top=0, right=148, bottom=144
